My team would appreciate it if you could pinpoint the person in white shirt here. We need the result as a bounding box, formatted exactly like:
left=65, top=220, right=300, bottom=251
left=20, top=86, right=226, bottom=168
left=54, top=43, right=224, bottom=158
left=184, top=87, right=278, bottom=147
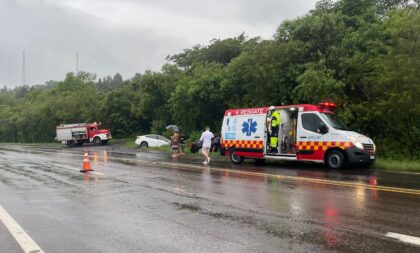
left=200, top=126, right=214, bottom=165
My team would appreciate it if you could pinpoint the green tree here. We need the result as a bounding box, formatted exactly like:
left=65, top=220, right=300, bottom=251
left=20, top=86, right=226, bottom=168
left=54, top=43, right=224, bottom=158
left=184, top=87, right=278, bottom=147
left=102, top=85, right=143, bottom=136
left=294, top=61, right=345, bottom=103
left=368, top=9, right=420, bottom=158
left=170, top=63, right=225, bottom=132
left=168, top=34, right=258, bottom=68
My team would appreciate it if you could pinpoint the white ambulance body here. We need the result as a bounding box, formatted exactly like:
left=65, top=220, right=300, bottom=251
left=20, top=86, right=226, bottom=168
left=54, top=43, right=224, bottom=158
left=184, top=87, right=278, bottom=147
left=220, top=103, right=376, bottom=169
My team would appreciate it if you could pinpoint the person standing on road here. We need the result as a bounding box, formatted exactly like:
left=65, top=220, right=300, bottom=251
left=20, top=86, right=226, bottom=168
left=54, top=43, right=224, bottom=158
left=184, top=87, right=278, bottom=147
left=200, top=126, right=214, bottom=165
left=268, top=106, right=280, bottom=154
left=179, top=133, right=187, bottom=156
left=212, top=134, right=221, bottom=152
left=171, top=130, right=180, bottom=158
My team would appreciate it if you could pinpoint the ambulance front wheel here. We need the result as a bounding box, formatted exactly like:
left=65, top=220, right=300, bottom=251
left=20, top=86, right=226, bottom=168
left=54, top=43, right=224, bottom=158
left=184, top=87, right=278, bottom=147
left=230, top=151, right=244, bottom=164
left=326, top=150, right=345, bottom=169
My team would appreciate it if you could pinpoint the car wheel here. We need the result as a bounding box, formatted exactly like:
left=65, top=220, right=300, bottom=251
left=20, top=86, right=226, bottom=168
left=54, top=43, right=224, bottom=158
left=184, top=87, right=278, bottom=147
left=140, top=142, right=148, bottom=148
left=93, top=137, right=102, bottom=146
left=230, top=151, right=244, bottom=164
left=326, top=150, right=345, bottom=169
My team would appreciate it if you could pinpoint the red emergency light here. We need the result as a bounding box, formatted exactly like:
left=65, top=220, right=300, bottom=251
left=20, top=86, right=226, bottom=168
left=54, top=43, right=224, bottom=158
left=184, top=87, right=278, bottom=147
left=318, top=102, right=336, bottom=110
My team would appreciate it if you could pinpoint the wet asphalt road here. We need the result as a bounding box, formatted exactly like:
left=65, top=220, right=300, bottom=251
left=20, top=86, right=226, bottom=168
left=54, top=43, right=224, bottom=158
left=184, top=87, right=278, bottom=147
left=0, top=144, right=419, bottom=252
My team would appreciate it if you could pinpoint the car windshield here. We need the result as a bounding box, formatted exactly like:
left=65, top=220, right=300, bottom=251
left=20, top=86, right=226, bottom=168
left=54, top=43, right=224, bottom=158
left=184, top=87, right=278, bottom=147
left=159, top=136, right=169, bottom=142
left=320, top=113, right=350, bottom=131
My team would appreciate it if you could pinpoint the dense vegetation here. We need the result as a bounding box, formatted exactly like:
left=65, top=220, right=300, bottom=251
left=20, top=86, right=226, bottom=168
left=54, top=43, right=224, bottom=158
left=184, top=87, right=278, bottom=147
left=0, top=0, right=419, bottom=160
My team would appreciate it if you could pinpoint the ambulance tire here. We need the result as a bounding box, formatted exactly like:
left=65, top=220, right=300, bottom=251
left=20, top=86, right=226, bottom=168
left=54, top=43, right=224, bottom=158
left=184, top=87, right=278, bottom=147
left=326, top=150, right=346, bottom=169
left=93, top=137, right=102, bottom=146
left=230, top=151, right=244, bottom=164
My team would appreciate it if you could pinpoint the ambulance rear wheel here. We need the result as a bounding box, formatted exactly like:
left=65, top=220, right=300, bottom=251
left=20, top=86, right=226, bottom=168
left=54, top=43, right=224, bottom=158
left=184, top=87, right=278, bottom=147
left=230, top=151, right=244, bottom=164
left=326, top=150, right=345, bottom=169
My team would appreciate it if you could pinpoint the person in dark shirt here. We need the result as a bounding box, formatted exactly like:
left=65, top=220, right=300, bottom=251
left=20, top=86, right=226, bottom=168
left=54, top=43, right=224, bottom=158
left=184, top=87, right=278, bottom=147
left=179, top=133, right=187, bottom=156
left=212, top=134, right=221, bottom=152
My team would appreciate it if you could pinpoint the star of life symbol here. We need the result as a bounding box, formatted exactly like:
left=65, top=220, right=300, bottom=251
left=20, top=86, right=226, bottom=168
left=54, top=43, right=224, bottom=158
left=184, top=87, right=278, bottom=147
left=242, top=119, right=257, bottom=136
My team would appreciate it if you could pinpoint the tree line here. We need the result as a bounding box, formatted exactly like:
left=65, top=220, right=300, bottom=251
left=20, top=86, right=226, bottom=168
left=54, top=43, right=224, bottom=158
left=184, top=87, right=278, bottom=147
left=0, top=0, right=419, bottom=159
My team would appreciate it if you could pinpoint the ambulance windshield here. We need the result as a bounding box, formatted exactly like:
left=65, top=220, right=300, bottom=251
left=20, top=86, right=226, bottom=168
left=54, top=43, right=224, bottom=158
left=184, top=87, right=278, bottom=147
left=320, top=113, right=349, bottom=131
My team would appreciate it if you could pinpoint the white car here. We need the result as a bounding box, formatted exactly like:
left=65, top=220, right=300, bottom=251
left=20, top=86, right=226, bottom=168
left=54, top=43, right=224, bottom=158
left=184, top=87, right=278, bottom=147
left=135, top=134, right=170, bottom=148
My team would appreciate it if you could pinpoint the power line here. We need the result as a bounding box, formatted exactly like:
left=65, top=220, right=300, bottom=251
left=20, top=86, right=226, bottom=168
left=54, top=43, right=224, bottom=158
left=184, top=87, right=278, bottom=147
left=22, top=50, right=26, bottom=86
left=76, top=52, right=79, bottom=73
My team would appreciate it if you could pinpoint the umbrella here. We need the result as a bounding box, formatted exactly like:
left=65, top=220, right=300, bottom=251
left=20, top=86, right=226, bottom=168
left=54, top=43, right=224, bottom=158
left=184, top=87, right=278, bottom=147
left=166, top=125, right=179, bottom=131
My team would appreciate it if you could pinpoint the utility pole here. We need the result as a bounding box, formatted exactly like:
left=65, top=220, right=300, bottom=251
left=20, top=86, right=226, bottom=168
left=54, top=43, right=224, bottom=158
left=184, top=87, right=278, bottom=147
left=22, top=50, right=26, bottom=86
left=76, top=52, right=79, bottom=74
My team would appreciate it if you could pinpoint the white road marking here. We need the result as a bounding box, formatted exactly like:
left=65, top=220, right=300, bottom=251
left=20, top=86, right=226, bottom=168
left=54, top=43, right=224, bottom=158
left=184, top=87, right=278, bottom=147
left=386, top=232, right=420, bottom=247
left=0, top=205, right=44, bottom=253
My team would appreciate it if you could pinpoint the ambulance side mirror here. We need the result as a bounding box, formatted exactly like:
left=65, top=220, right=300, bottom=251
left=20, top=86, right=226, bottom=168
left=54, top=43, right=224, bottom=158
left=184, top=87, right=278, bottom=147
left=318, top=123, right=328, bottom=134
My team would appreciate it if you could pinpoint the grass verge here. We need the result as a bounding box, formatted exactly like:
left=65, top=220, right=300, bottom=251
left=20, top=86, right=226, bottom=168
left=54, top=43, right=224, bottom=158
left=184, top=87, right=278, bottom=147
left=372, top=158, right=420, bottom=172
left=1, top=142, right=62, bottom=147
left=111, top=138, right=138, bottom=148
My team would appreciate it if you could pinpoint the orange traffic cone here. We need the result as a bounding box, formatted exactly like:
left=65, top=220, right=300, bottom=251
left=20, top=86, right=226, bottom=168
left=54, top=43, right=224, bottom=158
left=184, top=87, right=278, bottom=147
left=80, top=152, right=93, bottom=172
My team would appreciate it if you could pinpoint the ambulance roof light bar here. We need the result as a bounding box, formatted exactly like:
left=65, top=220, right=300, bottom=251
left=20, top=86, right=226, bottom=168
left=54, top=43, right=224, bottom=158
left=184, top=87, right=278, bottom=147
left=318, top=102, right=336, bottom=110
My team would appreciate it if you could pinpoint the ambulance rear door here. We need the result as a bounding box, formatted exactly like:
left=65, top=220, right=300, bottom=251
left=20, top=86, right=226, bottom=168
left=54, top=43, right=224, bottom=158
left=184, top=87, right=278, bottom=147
left=222, top=109, right=266, bottom=158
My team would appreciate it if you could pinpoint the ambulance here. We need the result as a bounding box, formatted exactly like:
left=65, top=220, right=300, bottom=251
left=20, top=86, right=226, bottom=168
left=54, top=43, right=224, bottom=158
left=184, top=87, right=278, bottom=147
left=220, top=103, right=376, bottom=169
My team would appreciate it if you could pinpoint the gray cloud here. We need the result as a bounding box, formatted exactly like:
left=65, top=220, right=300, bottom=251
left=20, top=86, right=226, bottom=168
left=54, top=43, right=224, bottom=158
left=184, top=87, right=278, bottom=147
left=123, top=0, right=315, bottom=24
left=0, top=0, right=317, bottom=87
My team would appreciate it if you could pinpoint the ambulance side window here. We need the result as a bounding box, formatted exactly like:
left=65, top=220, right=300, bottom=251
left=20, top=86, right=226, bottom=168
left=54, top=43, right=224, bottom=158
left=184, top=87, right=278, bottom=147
left=302, top=113, right=323, bottom=133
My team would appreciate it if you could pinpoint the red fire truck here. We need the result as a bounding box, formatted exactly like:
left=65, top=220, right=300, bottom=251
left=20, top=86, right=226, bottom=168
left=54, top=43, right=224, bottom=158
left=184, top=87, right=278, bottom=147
left=220, top=103, right=376, bottom=169
left=56, top=122, right=112, bottom=147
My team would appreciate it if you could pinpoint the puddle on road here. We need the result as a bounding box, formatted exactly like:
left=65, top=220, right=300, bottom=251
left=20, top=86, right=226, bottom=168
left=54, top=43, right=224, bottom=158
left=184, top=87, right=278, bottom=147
left=174, top=202, right=201, bottom=212
left=107, top=151, right=136, bottom=158
left=172, top=201, right=297, bottom=240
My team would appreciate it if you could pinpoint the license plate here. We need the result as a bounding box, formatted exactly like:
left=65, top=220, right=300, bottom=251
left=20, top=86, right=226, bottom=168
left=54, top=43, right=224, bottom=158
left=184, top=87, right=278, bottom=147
left=370, top=155, right=375, bottom=160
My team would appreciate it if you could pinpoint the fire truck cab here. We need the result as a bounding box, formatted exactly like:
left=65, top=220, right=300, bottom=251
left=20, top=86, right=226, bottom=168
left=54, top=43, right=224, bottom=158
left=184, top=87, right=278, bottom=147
left=220, top=103, right=375, bottom=169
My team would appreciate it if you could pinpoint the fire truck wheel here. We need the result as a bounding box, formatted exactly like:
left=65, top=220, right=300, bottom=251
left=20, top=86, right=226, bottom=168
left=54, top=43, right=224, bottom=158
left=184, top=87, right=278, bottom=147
left=66, top=140, right=76, bottom=147
left=230, top=151, right=244, bottom=164
left=326, top=150, right=345, bottom=169
left=93, top=137, right=102, bottom=146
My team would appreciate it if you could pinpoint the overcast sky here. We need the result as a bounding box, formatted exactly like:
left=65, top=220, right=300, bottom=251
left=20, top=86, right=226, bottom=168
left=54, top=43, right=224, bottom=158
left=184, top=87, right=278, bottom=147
left=0, top=0, right=318, bottom=87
